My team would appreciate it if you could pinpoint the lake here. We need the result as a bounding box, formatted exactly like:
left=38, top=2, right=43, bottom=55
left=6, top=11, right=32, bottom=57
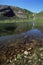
left=0, top=21, right=43, bottom=36
left=0, top=21, right=43, bottom=44
left=0, top=23, right=43, bottom=65
left=0, top=29, right=43, bottom=44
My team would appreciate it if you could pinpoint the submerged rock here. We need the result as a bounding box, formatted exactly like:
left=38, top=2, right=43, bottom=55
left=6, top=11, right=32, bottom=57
left=24, top=51, right=28, bottom=55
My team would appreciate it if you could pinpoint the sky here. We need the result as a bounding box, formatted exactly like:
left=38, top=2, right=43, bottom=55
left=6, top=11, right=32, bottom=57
left=0, top=0, right=43, bottom=13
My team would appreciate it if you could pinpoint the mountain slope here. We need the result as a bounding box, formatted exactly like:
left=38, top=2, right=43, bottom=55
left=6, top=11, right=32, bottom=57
left=36, top=11, right=43, bottom=19
left=0, top=5, right=33, bottom=20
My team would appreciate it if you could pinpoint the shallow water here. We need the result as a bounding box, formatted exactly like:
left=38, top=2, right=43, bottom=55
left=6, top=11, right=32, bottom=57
left=0, top=29, right=43, bottom=44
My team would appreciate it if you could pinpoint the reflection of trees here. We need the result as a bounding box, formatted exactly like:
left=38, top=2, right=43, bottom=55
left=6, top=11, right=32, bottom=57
left=4, top=23, right=17, bottom=31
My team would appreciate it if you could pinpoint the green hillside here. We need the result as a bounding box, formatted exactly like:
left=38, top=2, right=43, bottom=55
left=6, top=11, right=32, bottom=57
left=36, top=11, right=43, bottom=23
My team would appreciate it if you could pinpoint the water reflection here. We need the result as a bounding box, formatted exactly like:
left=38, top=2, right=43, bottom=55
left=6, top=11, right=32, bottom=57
left=0, top=29, right=43, bottom=43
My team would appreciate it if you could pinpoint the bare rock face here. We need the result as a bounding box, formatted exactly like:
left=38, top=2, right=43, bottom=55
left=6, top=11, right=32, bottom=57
left=0, top=6, right=15, bottom=17
left=3, top=6, right=15, bottom=17
left=0, top=5, right=27, bottom=18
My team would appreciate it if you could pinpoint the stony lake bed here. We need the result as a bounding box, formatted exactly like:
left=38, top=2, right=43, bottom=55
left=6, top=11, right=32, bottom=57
left=0, top=29, right=43, bottom=65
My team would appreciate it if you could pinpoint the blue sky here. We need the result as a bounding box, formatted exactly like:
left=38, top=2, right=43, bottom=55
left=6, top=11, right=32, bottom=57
left=0, top=0, right=43, bottom=13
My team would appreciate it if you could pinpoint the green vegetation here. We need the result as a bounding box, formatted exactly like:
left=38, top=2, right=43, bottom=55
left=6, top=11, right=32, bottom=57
left=34, top=11, right=43, bottom=32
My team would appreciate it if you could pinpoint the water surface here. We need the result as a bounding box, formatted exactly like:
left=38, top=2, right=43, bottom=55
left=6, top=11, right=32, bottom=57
left=0, top=29, right=43, bottom=44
